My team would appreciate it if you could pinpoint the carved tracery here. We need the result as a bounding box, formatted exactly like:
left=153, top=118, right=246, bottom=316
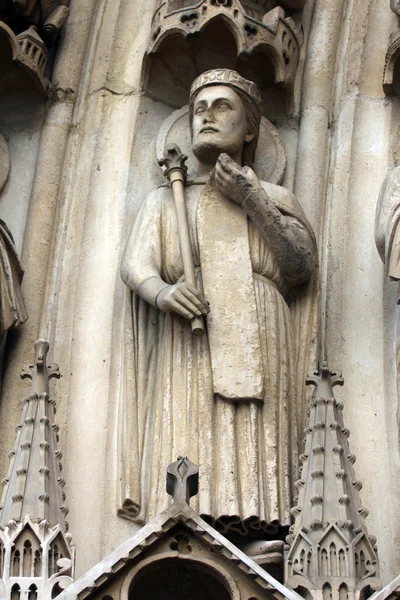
left=148, top=0, right=308, bottom=92
left=0, top=0, right=70, bottom=93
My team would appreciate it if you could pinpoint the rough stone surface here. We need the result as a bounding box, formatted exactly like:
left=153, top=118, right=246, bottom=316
left=0, top=0, right=399, bottom=592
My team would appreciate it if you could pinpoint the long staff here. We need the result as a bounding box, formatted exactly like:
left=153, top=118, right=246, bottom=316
left=158, top=143, right=205, bottom=336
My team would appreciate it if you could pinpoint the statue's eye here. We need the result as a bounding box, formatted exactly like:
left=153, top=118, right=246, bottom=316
left=217, top=102, right=231, bottom=110
left=195, top=106, right=205, bottom=115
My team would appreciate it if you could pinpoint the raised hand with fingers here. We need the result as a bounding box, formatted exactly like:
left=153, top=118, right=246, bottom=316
left=214, top=152, right=261, bottom=205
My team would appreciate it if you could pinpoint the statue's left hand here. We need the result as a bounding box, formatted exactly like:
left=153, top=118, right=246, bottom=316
left=215, top=153, right=261, bottom=205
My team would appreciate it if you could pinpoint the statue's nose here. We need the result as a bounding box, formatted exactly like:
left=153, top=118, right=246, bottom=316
left=202, top=109, right=213, bottom=123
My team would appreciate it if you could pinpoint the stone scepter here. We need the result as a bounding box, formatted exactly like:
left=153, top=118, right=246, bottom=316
left=158, top=143, right=205, bottom=336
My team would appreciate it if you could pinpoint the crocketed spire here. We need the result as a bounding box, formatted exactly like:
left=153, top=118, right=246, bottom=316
left=0, top=340, right=73, bottom=600
left=285, top=361, right=380, bottom=600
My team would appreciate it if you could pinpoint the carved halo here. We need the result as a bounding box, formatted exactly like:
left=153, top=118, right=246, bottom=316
left=156, top=105, right=287, bottom=184
left=0, top=133, right=10, bottom=194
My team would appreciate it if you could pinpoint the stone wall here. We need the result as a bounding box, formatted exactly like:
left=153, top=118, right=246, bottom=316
left=0, top=0, right=399, bottom=585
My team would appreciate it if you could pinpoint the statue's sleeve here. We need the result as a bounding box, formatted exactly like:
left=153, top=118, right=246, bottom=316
left=242, top=182, right=317, bottom=284
left=121, top=189, right=169, bottom=306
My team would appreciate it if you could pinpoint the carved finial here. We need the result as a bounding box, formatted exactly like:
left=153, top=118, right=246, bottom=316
left=166, top=456, right=199, bottom=505
left=158, top=143, right=188, bottom=183
left=21, top=338, right=60, bottom=396
left=306, top=360, right=344, bottom=398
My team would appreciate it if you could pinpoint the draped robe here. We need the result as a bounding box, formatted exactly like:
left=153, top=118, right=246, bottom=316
left=120, top=178, right=316, bottom=536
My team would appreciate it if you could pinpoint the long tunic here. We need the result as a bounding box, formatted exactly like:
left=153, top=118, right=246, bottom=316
left=121, top=179, right=316, bottom=536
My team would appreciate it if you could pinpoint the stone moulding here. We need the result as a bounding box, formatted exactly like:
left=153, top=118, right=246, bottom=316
left=0, top=21, right=48, bottom=94
left=148, top=1, right=302, bottom=89
left=383, top=34, right=400, bottom=95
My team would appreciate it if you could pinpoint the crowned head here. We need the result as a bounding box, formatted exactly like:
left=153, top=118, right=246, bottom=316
left=189, top=69, right=263, bottom=168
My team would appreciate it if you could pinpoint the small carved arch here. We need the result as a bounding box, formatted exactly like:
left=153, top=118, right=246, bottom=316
left=121, top=553, right=240, bottom=600
left=299, top=548, right=306, bottom=572
left=23, top=539, right=33, bottom=577
left=12, top=549, right=21, bottom=577
left=329, top=542, right=337, bottom=577
left=339, top=583, right=348, bottom=600
left=323, top=583, right=332, bottom=600
left=359, top=550, right=366, bottom=578
left=34, top=547, right=42, bottom=577
left=49, top=543, right=60, bottom=576
left=306, top=550, right=312, bottom=577
left=320, top=548, right=328, bottom=577
left=11, top=583, right=21, bottom=600
left=338, top=548, right=346, bottom=577
left=48, top=533, right=70, bottom=577
left=28, top=584, right=38, bottom=600
left=12, top=522, right=41, bottom=577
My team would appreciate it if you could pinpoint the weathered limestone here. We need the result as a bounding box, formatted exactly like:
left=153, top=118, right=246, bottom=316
left=0, top=340, right=74, bottom=599
left=286, top=363, right=380, bottom=600
left=56, top=459, right=304, bottom=600
left=0, top=0, right=399, bottom=592
left=120, top=69, right=317, bottom=536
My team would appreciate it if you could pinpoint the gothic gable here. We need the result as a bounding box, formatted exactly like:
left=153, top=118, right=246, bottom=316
left=57, top=502, right=303, bottom=600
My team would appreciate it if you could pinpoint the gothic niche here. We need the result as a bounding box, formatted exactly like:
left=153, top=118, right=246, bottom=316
left=0, top=0, right=70, bottom=94
left=117, top=3, right=316, bottom=582
left=145, top=0, right=309, bottom=110
left=11, top=525, right=42, bottom=578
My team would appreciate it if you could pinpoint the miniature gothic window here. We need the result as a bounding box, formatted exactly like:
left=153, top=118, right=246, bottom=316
left=329, top=543, right=337, bottom=577
left=28, top=584, right=38, bottom=600
left=23, top=540, right=33, bottom=577
left=34, top=548, right=42, bottom=577
left=338, top=548, right=346, bottom=577
left=339, top=583, right=348, bottom=600
left=12, top=549, right=20, bottom=577
left=322, top=583, right=332, bottom=600
left=11, top=583, right=21, bottom=600
left=49, top=543, right=60, bottom=576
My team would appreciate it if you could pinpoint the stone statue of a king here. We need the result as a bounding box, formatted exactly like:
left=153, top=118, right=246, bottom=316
left=121, top=69, right=317, bottom=540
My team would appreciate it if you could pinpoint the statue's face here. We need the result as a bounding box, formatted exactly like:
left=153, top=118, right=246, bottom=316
left=191, top=85, right=253, bottom=164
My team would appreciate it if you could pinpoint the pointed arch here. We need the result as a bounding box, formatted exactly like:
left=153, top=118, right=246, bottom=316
left=321, top=548, right=328, bottom=577
left=28, top=584, right=38, bottom=600
left=23, top=539, right=33, bottom=577
left=323, top=583, right=332, bottom=600
left=12, top=548, right=20, bottom=577
left=338, top=548, right=346, bottom=577
left=329, top=542, right=337, bottom=576
left=11, top=583, right=21, bottom=600
left=339, top=583, right=348, bottom=600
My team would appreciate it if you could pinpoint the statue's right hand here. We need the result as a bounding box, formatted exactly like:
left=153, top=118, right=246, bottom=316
left=156, top=282, right=210, bottom=320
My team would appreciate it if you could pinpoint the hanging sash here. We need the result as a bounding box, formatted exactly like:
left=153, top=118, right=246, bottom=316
left=197, top=179, right=264, bottom=401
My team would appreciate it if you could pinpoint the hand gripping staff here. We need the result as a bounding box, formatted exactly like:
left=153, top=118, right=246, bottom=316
left=158, top=143, right=205, bottom=336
